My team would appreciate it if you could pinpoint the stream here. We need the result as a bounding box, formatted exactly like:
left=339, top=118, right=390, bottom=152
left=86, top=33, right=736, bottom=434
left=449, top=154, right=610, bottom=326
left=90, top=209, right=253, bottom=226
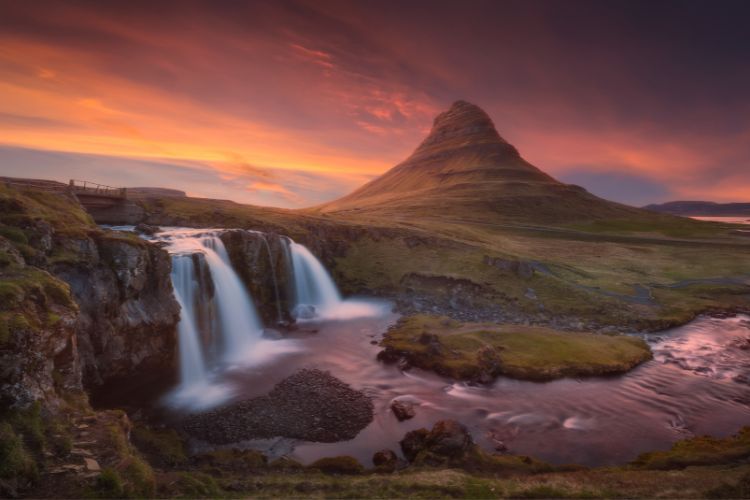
left=101, top=224, right=750, bottom=468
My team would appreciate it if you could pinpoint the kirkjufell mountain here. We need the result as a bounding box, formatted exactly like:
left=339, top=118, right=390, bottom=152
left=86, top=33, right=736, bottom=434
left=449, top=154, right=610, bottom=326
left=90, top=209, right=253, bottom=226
left=318, top=101, right=644, bottom=223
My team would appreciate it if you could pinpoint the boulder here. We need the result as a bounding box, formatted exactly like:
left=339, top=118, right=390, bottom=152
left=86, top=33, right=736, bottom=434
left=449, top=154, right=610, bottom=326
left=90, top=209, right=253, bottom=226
left=400, top=420, right=474, bottom=464
left=390, top=400, right=416, bottom=421
left=134, top=223, right=160, bottom=236
left=372, top=449, right=398, bottom=472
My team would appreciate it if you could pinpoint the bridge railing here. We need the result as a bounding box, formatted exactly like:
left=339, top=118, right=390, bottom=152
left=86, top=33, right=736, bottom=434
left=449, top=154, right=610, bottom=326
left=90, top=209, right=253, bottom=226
left=69, top=179, right=127, bottom=199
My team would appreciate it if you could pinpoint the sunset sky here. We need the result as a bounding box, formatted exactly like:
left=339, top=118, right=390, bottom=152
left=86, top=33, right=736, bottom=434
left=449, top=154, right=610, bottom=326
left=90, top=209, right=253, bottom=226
left=1, top=0, right=748, bottom=207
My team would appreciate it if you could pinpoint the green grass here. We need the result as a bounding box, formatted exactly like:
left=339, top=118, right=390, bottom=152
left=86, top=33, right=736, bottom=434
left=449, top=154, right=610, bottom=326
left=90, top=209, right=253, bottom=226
left=0, top=185, right=94, bottom=237
left=131, top=425, right=188, bottom=467
left=381, top=315, right=652, bottom=381
left=632, top=427, right=750, bottom=470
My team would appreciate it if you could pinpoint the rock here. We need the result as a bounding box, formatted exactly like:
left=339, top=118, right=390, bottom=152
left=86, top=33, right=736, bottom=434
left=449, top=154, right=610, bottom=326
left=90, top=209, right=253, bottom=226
left=262, top=328, right=283, bottom=340
left=400, top=428, right=429, bottom=462
left=84, top=457, right=101, bottom=472
left=483, top=256, right=535, bottom=279
left=400, top=420, right=474, bottom=464
left=429, top=420, right=473, bottom=458
left=134, top=223, right=160, bottom=236
left=292, top=304, right=317, bottom=320
left=372, top=449, right=398, bottom=472
left=54, top=232, right=180, bottom=387
left=219, top=230, right=293, bottom=325
left=390, top=400, right=416, bottom=421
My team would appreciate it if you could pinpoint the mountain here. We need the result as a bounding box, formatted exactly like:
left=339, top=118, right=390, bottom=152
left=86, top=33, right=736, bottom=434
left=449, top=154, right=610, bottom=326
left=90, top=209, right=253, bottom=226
left=316, top=101, right=645, bottom=224
left=644, top=201, right=750, bottom=217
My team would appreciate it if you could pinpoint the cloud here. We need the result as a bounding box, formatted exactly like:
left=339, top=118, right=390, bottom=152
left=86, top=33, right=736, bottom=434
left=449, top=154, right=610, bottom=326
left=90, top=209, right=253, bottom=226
left=0, top=1, right=747, bottom=206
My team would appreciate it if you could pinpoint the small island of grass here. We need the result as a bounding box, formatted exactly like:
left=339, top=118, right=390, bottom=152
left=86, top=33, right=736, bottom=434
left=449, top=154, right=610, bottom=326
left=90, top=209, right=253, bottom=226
left=379, top=315, right=653, bottom=382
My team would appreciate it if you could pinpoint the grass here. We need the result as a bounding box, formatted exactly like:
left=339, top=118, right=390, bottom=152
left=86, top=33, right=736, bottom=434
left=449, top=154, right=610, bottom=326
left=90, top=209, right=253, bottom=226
left=0, top=185, right=94, bottom=238
left=381, top=315, right=652, bottom=381
left=631, top=427, right=750, bottom=470
left=131, top=425, right=188, bottom=467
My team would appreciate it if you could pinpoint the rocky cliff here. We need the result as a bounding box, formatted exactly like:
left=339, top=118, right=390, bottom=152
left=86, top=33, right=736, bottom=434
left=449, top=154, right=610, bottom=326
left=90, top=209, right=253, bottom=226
left=0, top=185, right=179, bottom=409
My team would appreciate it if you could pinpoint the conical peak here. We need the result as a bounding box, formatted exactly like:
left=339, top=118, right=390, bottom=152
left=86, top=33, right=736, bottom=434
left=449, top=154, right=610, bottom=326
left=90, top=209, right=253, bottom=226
left=413, top=100, right=508, bottom=156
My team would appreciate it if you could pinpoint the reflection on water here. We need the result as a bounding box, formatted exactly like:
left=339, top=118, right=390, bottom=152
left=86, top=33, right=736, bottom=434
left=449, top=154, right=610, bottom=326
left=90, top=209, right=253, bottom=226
left=162, top=310, right=750, bottom=467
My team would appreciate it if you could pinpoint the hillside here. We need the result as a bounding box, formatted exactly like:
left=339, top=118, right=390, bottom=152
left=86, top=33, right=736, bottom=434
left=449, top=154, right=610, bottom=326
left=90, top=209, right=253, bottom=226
left=645, top=200, right=750, bottom=217
left=315, top=101, right=648, bottom=224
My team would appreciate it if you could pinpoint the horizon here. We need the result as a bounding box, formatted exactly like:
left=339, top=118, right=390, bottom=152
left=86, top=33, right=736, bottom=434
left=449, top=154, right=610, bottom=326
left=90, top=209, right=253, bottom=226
left=1, top=0, right=749, bottom=208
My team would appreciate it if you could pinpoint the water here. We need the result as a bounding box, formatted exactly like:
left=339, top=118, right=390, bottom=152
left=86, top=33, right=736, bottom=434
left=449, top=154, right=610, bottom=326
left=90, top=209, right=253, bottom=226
left=154, top=228, right=299, bottom=410
left=170, top=255, right=208, bottom=386
left=105, top=224, right=750, bottom=466
left=199, top=313, right=750, bottom=467
left=287, top=241, right=386, bottom=320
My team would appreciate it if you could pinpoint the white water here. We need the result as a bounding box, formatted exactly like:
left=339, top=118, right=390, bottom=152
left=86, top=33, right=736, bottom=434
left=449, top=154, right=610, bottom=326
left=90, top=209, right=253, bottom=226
left=170, top=255, right=208, bottom=386
left=288, top=241, right=385, bottom=320
left=199, top=237, right=264, bottom=361
left=155, top=228, right=300, bottom=410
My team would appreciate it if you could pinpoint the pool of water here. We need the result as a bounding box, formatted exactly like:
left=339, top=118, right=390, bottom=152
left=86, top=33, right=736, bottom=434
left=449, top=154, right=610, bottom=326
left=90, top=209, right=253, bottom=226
left=158, top=310, right=750, bottom=467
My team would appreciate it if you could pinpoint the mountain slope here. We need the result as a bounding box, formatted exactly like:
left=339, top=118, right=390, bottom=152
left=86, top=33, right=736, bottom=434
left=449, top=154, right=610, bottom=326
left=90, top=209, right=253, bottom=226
left=316, top=101, right=646, bottom=224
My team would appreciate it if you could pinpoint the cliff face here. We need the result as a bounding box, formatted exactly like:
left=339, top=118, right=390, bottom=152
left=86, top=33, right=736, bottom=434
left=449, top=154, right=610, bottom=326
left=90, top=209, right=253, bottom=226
left=219, top=230, right=293, bottom=324
left=0, top=186, right=179, bottom=409
left=52, top=234, right=179, bottom=387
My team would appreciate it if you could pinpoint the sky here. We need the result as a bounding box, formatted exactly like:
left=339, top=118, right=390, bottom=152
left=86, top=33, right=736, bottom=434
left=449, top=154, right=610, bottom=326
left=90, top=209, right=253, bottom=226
left=0, top=0, right=748, bottom=208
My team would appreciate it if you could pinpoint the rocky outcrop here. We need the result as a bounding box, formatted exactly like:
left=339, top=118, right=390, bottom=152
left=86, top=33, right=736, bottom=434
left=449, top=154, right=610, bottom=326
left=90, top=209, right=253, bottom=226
left=0, top=256, right=81, bottom=409
left=219, top=230, right=292, bottom=324
left=1, top=187, right=180, bottom=407
left=400, top=420, right=474, bottom=465
left=52, top=233, right=180, bottom=388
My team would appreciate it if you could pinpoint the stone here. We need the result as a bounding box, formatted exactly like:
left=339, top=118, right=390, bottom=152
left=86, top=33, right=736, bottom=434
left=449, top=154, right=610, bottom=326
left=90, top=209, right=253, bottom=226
left=84, top=457, right=101, bottom=472
left=399, top=420, right=474, bottom=463
left=400, top=428, right=429, bottom=462
left=293, top=304, right=317, bottom=320
left=390, top=400, right=416, bottom=421
left=134, top=223, right=160, bottom=235
left=372, top=449, right=398, bottom=472
left=428, top=420, right=473, bottom=458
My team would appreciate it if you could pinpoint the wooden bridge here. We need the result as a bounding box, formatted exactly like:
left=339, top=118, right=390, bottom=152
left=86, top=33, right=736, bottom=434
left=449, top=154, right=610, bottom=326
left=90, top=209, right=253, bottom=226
left=69, top=179, right=127, bottom=200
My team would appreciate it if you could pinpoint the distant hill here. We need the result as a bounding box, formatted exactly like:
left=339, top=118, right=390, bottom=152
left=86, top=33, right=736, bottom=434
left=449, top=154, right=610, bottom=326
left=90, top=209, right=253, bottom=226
left=127, top=187, right=186, bottom=198
left=644, top=201, right=750, bottom=217
left=315, top=101, right=651, bottom=224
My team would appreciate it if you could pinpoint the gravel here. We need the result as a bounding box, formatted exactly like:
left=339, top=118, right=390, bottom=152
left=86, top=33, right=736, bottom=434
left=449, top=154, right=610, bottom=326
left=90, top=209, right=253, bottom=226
left=182, top=369, right=373, bottom=444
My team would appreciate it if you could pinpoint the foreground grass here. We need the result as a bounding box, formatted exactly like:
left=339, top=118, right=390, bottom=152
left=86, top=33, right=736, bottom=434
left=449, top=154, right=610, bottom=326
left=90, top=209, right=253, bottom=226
left=379, top=315, right=652, bottom=381
left=122, top=424, right=750, bottom=499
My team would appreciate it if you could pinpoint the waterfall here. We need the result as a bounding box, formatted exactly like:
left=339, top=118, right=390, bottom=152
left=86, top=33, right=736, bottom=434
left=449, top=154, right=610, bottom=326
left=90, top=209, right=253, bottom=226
left=142, top=226, right=381, bottom=409
left=199, top=235, right=264, bottom=360
left=288, top=242, right=342, bottom=318
left=170, top=254, right=208, bottom=387
left=287, top=241, right=385, bottom=321
left=161, top=229, right=265, bottom=388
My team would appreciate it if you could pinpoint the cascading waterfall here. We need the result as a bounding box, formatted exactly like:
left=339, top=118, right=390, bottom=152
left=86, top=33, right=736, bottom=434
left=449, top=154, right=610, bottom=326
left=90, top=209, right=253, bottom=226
left=157, top=229, right=268, bottom=404
left=141, top=226, right=382, bottom=409
left=286, top=240, right=384, bottom=321
left=199, top=236, right=264, bottom=360
left=170, top=254, right=208, bottom=387
left=289, top=242, right=342, bottom=318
